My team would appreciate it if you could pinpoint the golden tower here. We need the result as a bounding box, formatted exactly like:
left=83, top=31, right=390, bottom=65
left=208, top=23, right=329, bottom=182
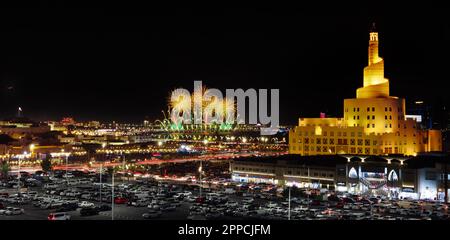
left=357, top=23, right=390, bottom=99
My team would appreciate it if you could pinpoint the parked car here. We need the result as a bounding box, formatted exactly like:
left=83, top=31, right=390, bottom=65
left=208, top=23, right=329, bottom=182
left=114, top=197, right=128, bottom=204
left=142, top=210, right=162, bottom=219
left=80, top=207, right=99, bottom=216
left=48, top=212, right=71, bottom=220
left=96, top=205, right=112, bottom=212
left=5, top=207, right=24, bottom=215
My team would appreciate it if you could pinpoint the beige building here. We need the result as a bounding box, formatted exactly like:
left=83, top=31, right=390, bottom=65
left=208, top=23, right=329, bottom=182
left=289, top=26, right=442, bottom=156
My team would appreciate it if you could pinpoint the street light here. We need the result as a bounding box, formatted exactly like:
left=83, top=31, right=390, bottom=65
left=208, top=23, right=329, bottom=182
left=288, top=186, right=291, bottom=220
left=198, top=161, right=203, bottom=198
left=62, top=149, right=69, bottom=185
left=18, top=151, right=28, bottom=196
left=111, top=167, right=115, bottom=221
left=100, top=143, right=106, bottom=204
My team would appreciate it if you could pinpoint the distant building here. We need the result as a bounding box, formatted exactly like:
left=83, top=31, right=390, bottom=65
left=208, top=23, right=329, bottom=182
left=0, top=118, right=50, bottom=137
left=289, top=25, right=442, bottom=156
left=231, top=154, right=450, bottom=201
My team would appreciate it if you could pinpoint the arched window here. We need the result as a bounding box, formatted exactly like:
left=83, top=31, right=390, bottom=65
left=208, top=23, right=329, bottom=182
left=388, top=170, right=398, bottom=181
left=348, top=167, right=358, bottom=179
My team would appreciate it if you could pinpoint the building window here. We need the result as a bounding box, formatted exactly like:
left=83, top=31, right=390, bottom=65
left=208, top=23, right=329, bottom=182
left=323, top=138, right=328, bottom=144
left=367, top=116, right=370, bottom=120
left=372, top=115, right=375, bottom=120
left=357, top=116, right=360, bottom=120
left=389, top=115, right=392, bottom=120
left=365, top=148, right=370, bottom=154
left=357, top=139, right=363, bottom=145
left=330, top=132, right=334, bottom=137
left=316, top=138, right=321, bottom=144
left=389, top=107, right=392, bottom=111
left=350, top=139, right=355, bottom=145
left=365, top=139, right=370, bottom=146
left=385, top=115, right=388, bottom=120
left=372, top=124, right=375, bottom=128
left=330, top=139, right=335, bottom=145
left=316, top=146, right=321, bottom=152
left=351, top=132, right=355, bottom=137
left=385, top=107, right=388, bottom=111
left=367, top=124, right=370, bottom=128
left=367, top=107, right=370, bottom=112
left=372, top=107, right=375, bottom=111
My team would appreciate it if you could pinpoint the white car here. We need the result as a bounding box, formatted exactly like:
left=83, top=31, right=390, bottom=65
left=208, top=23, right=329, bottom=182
left=48, top=212, right=71, bottom=220
left=5, top=207, right=24, bottom=215
left=79, top=201, right=95, bottom=208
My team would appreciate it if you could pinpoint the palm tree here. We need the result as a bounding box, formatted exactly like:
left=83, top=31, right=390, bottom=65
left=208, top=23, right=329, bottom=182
left=0, top=161, right=10, bottom=180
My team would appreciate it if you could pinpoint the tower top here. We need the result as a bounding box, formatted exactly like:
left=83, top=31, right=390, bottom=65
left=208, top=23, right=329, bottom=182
left=370, top=22, right=377, bottom=33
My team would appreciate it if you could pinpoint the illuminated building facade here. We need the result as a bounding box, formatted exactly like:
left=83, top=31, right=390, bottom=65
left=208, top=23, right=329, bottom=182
left=289, top=25, right=442, bottom=156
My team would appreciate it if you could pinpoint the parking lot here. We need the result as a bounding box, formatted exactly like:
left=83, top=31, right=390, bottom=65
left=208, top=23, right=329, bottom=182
left=1, top=162, right=449, bottom=220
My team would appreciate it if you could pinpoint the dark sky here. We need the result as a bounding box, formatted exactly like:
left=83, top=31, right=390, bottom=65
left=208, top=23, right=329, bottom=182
left=0, top=7, right=449, bottom=125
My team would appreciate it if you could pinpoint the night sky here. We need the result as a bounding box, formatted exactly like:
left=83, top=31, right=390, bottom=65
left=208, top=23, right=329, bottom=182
left=0, top=7, right=449, bottom=125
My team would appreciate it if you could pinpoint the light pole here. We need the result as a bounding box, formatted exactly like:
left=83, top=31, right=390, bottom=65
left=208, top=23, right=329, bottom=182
left=111, top=167, right=115, bottom=221
left=288, top=186, right=291, bottom=220
left=18, top=151, right=27, bottom=196
left=199, top=160, right=203, bottom=198
left=61, top=149, right=69, bottom=185
left=100, top=143, right=106, bottom=203
left=99, top=164, right=103, bottom=203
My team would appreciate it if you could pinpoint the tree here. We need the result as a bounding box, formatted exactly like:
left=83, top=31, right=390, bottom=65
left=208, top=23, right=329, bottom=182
left=41, top=154, right=53, bottom=173
left=0, top=161, right=10, bottom=180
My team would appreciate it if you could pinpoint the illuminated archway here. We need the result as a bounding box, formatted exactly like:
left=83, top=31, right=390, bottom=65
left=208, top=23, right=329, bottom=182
left=388, top=170, right=398, bottom=181
left=348, top=167, right=358, bottom=178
